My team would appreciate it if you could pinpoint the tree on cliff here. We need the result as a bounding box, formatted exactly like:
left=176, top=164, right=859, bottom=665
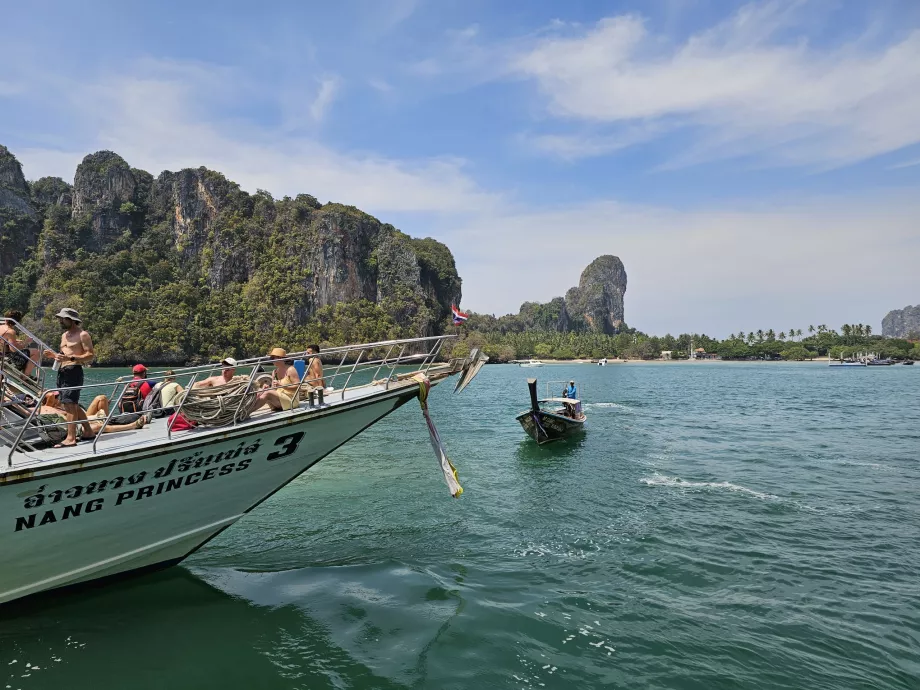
left=0, top=146, right=463, bottom=364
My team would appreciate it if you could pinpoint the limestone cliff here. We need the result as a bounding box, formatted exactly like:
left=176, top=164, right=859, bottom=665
left=0, top=146, right=40, bottom=277
left=882, top=305, right=920, bottom=339
left=564, top=255, right=627, bottom=334
left=0, top=145, right=462, bottom=362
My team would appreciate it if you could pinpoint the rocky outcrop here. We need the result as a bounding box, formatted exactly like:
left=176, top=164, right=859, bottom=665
left=0, top=146, right=40, bottom=277
left=29, top=177, right=73, bottom=212
left=71, top=151, right=141, bottom=251
left=564, top=255, right=627, bottom=333
left=0, top=144, right=463, bottom=358
left=882, top=305, right=920, bottom=339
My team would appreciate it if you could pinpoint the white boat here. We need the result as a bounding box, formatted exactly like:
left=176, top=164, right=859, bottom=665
left=0, top=332, right=486, bottom=606
left=829, top=351, right=868, bottom=367
left=597, top=358, right=607, bottom=366
left=517, top=360, right=544, bottom=368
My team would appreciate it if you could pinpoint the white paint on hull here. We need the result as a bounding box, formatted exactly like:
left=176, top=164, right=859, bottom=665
left=0, top=390, right=411, bottom=605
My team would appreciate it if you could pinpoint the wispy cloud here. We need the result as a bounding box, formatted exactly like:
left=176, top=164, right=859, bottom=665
left=508, top=1, right=920, bottom=167
left=522, top=123, right=663, bottom=160
left=891, top=157, right=920, bottom=169
left=9, top=59, right=499, bottom=216
left=310, top=76, right=341, bottom=122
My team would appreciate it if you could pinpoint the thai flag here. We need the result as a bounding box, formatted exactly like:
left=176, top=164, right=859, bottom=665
left=451, top=304, right=469, bottom=325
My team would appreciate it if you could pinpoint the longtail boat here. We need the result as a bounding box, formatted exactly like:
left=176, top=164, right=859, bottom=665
left=516, top=378, right=586, bottom=445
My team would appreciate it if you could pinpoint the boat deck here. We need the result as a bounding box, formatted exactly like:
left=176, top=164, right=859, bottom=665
left=4, top=378, right=416, bottom=473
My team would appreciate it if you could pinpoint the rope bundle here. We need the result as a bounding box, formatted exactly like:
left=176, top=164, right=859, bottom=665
left=178, top=376, right=261, bottom=426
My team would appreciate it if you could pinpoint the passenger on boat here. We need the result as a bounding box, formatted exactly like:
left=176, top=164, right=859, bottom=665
left=42, top=308, right=94, bottom=447
left=565, top=380, right=577, bottom=399
left=158, top=371, right=184, bottom=408
left=120, top=364, right=153, bottom=413
left=193, top=357, right=238, bottom=388
left=0, top=310, right=40, bottom=378
left=39, top=391, right=145, bottom=444
left=253, top=347, right=302, bottom=411
left=306, top=344, right=326, bottom=389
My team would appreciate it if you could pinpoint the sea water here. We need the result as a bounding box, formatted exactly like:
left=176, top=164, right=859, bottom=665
left=2, top=362, right=918, bottom=689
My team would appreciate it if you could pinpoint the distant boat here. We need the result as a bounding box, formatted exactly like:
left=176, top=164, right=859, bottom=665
left=597, top=358, right=608, bottom=366
left=517, top=360, right=543, bottom=368
left=828, top=360, right=867, bottom=367
left=516, top=379, right=586, bottom=445
left=867, top=358, right=895, bottom=366
left=903, top=361, right=915, bottom=366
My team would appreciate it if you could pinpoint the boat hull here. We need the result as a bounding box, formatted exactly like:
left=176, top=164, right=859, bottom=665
left=516, top=410, right=585, bottom=445
left=0, top=387, right=417, bottom=606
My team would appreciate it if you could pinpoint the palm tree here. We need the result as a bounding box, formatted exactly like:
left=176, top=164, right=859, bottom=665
left=808, top=325, right=815, bottom=336
left=779, top=331, right=787, bottom=341
left=747, top=332, right=755, bottom=344
left=796, top=329, right=803, bottom=340
left=766, top=329, right=776, bottom=341
left=865, top=325, right=872, bottom=337
left=788, top=327, right=796, bottom=341
left=841, top=324, right=852, bottom=343
left=756, top=329, right=764, bottom=342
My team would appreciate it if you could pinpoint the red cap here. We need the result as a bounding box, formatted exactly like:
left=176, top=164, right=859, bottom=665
left=132, top=364, right=147, bottom=375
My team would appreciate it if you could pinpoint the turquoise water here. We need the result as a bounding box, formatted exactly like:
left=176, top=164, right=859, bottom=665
left=2, top=362, right=919, bottom=689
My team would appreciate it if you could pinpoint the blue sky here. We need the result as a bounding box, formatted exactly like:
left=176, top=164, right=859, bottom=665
left=2, top=0, right=919, bottom=336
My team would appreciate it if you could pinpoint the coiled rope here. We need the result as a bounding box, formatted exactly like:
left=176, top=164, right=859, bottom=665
left=178, top=376, right=261, bottom=426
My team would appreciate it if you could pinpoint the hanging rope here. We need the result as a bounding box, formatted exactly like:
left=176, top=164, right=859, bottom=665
left=412, top=374, right=463, bottom=498
left=178, top=376, right=261, bottom=426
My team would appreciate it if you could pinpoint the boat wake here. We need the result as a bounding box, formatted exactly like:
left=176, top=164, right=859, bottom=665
left=640, top=473, right=778, bottom=501
left=584, top=402, right=632, bottom=411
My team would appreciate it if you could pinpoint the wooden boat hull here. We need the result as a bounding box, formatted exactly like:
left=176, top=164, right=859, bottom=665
left=516, top=409, right=585, bottom=445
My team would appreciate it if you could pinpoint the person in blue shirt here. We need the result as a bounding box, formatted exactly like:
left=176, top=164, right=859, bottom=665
left=565, top=380, right=577, bottom=399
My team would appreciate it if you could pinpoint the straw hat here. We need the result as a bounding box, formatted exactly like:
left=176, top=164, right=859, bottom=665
left=268, top=347, right=287, bottom=358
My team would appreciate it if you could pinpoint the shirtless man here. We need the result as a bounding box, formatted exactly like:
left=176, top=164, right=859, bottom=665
left=0, top=310, right=39, bottom=377
left=43, top=308, right=94, bottom=446
left=306, top=345, right=326, bottom=389
left=193, top=357, right=238, bottom=389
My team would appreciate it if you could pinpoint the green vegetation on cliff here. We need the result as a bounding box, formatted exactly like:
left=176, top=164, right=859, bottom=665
left=0, top=148, right=461, bottom=364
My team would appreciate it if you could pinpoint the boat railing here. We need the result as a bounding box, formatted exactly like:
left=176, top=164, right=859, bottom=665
left=1, top=318, right=58, bottom=393
left=3, top=334, right=456, bottom=467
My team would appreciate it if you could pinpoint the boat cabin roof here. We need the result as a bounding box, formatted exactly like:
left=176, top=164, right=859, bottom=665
left=541, top=397, right=580, bottom=405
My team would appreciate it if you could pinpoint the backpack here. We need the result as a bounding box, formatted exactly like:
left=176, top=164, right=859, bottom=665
left=142, top=382, right=166, bottom=417
left=36, top=413, right=68, bottom=445
left=120, top=380, right=147, bottom=413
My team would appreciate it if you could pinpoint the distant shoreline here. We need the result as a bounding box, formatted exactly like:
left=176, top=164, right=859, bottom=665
left=505, top=357, right=832, bottom=364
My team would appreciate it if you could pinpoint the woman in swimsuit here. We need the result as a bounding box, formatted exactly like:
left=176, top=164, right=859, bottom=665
left=254, top=347, right=303, bottom=412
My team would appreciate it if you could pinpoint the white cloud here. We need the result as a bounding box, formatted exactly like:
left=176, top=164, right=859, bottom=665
left=10, top=60, right=499, bottom=215
left=511, top=2, right=920, bottom=167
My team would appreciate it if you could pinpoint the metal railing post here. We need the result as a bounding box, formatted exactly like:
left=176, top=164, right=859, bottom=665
left=91, top=380, right=132, bottom=454
left=339, top=349, right=366, bottom=400
left=385, top=345, right=406, bottom=389
left=7, top=389, right=49, bottom=466
left=324, top=349, right=351, bottom=391
left=233, top=365, right=262, bottom=426
left=369, top=344, right=396, bottom=385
